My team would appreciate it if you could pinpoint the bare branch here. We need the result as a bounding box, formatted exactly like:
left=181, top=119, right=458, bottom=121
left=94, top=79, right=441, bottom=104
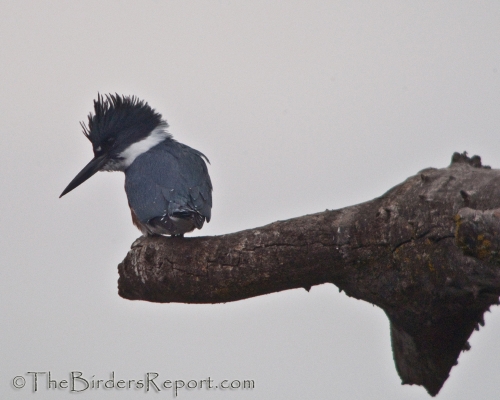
left=118, top=152, right=500, bottom=396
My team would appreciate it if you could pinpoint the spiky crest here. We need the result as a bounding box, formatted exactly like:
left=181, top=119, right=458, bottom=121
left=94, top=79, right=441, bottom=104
left=80, top=93, right=166, bottom=145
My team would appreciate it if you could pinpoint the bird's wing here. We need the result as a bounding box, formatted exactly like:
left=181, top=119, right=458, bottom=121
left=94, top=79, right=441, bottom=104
left=124, top=140, right=212, bottom=225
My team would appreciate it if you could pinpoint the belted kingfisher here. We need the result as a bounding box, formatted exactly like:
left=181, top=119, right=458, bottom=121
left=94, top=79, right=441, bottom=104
left=60, top=94, right=212, bottom=236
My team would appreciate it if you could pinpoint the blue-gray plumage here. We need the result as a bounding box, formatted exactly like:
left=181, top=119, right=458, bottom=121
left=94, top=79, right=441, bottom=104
left=125, top=139, right=212, bottom=235
left=60, top=94, right=212, bottom=236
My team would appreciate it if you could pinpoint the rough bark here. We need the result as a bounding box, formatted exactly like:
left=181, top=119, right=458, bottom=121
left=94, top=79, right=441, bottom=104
left=118, top=152, right=500, bottom=396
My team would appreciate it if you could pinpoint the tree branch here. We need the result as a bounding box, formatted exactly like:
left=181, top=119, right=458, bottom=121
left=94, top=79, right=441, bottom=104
left=117, top=152, right=500, bottom=396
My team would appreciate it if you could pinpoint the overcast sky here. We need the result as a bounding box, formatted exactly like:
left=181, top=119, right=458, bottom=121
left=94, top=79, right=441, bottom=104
left=1, top=1, right=500, bottom=399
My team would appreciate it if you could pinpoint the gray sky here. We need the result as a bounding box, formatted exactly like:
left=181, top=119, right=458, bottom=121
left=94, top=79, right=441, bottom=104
left=1, top=1, right=500, bottom=399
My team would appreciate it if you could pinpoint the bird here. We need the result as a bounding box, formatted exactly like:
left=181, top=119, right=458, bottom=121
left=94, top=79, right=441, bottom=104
left=60, top=94, right=212, bottom=237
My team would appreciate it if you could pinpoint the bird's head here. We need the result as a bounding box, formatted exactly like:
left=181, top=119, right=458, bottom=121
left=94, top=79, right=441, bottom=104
left=60, top=94, right=170, bottom=198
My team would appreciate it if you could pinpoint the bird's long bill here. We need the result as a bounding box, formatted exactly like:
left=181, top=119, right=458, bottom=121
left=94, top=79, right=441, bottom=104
left=59, top=154, right=108, bottom=198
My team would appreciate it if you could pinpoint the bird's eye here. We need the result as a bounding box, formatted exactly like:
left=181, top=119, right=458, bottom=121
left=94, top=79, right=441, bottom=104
left=95, top=146, right=102, bottom=152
